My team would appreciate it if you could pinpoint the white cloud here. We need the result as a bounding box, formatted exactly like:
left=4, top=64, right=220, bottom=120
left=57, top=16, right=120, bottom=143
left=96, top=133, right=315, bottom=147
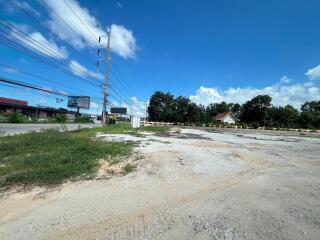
left=28, top=32, right=68, bottom=59
left=109, top=24, right=137, bottom=59
left=11, top=27, right=68, bottom=59
left=130, top=97, right=146, bottom=117
left=69, top=60, right=104, bottom=80
left=305, top=64, right=320, bottom=80
left=280, top=75, right=292, bottom=84
left=6, top=21, right=68, bottom=59
left=14, top=1, right=41, bottom=17
left=190, top=77, right=320, bottom=109
left=111, top=97, right=146, bottom=117
left=43, top=0, right=137, bottom=58
left=116, top=1, right=123, bottom=8
left=189, top=87, right=224, bottom=105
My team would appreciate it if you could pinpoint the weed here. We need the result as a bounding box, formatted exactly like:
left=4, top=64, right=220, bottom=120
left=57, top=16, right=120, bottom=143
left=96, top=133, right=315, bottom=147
left=122, top=163, right=136, bottom=174
left=140, top=126, right=170, bottom=133
left=0, top=128, right=135, bottom=189
left=107, top=169, right=115, bottom=175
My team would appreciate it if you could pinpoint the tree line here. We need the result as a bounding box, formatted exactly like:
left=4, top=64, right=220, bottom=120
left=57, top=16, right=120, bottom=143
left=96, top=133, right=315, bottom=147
left=147, top=91, right=320, bottom=129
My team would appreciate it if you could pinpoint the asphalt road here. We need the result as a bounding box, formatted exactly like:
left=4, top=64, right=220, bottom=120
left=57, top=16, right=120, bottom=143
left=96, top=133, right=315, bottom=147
left=0, top=123, right=103, bottom=136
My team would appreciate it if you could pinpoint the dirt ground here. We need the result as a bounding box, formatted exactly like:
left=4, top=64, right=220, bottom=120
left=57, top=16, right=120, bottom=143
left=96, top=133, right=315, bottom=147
left=1, top=128, right=320, bottom=240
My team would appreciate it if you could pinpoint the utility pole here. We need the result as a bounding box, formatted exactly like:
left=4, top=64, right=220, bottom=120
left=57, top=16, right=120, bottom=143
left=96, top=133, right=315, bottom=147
left=102, top=30, right=111, bottom=124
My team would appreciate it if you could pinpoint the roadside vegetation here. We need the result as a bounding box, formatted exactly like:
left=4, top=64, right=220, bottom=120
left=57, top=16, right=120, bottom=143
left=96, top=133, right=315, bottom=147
left=0, top=112, right=94, bottom=124
left=148, top=91, right=320, bottom=129
left=0, top=123, right=168, bottom=190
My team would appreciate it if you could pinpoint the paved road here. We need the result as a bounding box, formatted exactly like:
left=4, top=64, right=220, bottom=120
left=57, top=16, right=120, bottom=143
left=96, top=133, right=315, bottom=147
left=0, top=123, right=103, bottom=135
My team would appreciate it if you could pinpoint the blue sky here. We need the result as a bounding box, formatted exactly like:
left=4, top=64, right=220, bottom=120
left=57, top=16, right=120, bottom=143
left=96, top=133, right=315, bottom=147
left=0, top=0, right=320, bottom=115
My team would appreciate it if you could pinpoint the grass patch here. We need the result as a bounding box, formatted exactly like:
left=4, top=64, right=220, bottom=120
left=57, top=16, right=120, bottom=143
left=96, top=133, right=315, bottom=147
left=0, top=123, right=171, bottom=189
left=122, top=163, right=136, bottom=174
left=0, top=127, right=135, bottom=189
left=139, top=125, right=170, bottom=133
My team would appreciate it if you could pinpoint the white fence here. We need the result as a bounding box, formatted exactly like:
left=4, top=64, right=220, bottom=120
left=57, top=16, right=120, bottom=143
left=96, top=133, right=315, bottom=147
left=144, top=121, right=174, bottom=126
left=144, top=121, right=320, bottom=134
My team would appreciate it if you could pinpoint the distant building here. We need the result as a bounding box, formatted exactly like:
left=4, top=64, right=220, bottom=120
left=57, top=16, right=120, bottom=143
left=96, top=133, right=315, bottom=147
left=214, top=112, right=239, bottom=124
left=0, top=97, right=72, bottom=117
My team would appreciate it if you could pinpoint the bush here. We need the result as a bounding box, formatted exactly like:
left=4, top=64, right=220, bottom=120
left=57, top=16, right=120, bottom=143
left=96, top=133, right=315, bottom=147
left=55, top=114, right=66, bottom=123
left=8, top=112, right=25, bottom=123
left=30, top=115, right=38, bottom=123
left=107, top=115, right=117, bottom=124
left=0, top=113, right=8, bottom=123
left=250, top=121, right=260, bottom=129
left=74, top=116, right=93, bottom=123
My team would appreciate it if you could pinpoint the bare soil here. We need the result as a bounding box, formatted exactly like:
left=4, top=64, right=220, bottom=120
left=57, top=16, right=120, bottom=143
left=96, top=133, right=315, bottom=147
left=1, top=128, right=319, bottom=239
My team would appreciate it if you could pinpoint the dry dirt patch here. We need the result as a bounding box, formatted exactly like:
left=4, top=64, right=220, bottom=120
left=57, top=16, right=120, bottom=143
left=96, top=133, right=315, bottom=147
left=1, top=128, right=320, bottom=240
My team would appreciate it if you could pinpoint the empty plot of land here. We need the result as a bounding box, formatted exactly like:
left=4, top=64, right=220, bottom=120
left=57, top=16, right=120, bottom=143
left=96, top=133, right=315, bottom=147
left=0, top=128, right=320, bottom=239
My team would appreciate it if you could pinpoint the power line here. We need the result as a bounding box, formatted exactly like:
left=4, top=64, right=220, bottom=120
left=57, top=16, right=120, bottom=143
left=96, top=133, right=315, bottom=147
left=40, top=0, right=98, bottom=57
left=0, top=76, right=105, bottom=106
left=40, top=1, right=136, bottom=107
left=3, top=0, right=132, bottom=109
left=0, top=76, right=68, bottom=96
left=0, top=62, right=104, bottom=100
left=8, top=0, right=105, bottom=76
left=0, top=19, right=101, bottom=83
left=53, top=0, right=135, bottom=106
left=0, top=33, right=102, bottom=89
left=62, top=0, right=99, bottom=43
left=111, top=61, right=137, bottom=97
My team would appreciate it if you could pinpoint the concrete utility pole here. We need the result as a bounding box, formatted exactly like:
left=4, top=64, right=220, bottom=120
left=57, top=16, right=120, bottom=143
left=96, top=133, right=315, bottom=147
left=102, top=30, right=111, bottom=124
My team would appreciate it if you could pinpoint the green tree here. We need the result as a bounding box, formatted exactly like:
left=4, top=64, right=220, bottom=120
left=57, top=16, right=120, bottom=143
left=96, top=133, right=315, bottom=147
left=241, top=95, right=272, bottom=126
left=148, top=91, right=176, bottom=122
left=267, top=105, right=299, bottom=128
left=205, top=101, right=232, bottom=118
left=175, top=96, right=190, bottom=123
left=299, top=101, right=320, bottom=129
left=301, top=101, right=320, bottom=112
left=231, top=103, right=241, bottom=118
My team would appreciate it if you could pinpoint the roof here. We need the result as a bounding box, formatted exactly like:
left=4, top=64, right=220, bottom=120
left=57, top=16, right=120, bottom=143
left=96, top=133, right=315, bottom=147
left=214, top=112, right=229, bottom=120
left=0, top=97, right=28, bottom=106
left=214, top=112, right=239, bottom=121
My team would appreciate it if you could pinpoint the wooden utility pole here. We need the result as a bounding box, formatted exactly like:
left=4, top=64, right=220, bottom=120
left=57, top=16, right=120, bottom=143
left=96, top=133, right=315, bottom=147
left=102, top=30, right=111, bottom=124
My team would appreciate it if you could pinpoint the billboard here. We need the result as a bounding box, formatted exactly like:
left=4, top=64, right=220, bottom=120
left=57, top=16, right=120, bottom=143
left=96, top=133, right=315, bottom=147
left=67, top=96, right=90, bottom=109
left=111, top=107, right=127, bottom=114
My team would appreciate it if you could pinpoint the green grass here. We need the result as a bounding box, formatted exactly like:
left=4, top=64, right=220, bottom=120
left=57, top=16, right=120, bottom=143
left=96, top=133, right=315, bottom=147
left=139, top=125, right=170, bottom=133
left=0, top=123, right=170, bottom=189
left=0, top=127, right=134, bottom=189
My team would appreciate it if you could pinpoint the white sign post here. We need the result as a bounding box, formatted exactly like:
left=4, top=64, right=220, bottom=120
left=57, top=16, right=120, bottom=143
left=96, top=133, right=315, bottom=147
left=131, top=116, right=141, bottom=128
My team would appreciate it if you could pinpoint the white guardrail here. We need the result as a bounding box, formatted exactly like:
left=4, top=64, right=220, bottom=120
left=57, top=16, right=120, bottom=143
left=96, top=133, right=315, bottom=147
left=144, top=122, right=320, bottom=133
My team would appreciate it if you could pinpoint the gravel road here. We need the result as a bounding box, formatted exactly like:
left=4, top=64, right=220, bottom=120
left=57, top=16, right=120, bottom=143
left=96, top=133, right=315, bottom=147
left=0, top=123, right=102, bottom=136
left=0, top=128, right=319, bottom=239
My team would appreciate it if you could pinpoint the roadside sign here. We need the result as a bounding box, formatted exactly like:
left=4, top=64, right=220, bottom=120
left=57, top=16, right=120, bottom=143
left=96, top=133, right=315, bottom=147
left=67, top=96, right=90, bottom=109
left=111, top=107, right=127, bottom=114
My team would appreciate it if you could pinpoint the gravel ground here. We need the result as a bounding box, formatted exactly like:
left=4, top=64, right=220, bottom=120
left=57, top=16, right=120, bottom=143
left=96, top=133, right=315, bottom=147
left=0, top=128, right=319, bottom=239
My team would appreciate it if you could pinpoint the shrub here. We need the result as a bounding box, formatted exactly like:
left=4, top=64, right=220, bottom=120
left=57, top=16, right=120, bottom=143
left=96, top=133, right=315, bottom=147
left=250, top=121, right=260, bottom=129
left=55, top=114, right=66, bottom=123
left=107, top=115, right=117, bottom=124
left=8, top=112, right=25, bottom=123
left=30, top=115, right=38, bottom=123
left=75, top=116, right=93, bottom=123
left=0, top=113, right=8, bottom=123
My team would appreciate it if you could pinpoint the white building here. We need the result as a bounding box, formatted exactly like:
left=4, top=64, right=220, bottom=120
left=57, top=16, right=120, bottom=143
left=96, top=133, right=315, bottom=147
left=214, top=112, right=239, bottom=124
